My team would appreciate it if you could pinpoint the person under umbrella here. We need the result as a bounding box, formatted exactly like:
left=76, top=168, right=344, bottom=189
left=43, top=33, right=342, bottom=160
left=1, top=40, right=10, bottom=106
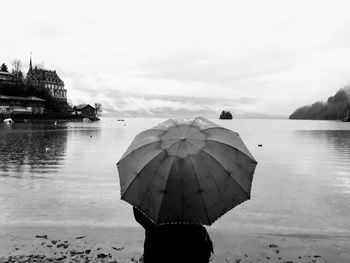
left=133, top=207, right=213, bottom=263
left=117, top=117, right=257, bottom=263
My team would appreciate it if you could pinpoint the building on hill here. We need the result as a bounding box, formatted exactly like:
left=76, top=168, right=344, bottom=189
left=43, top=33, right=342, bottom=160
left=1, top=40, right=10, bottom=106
left=26, top=57, right=67, bottom=101
left=73, top=104, right=95, bottom=118
left=0, top=71, right=15, bottom=83
left=0, top=95, right=46, bottom=115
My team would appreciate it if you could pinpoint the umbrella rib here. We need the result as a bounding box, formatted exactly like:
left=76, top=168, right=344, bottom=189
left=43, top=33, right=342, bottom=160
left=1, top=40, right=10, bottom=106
left=204, top=139, right=257, bottom=163
left=173, top=119, right=217, bottom=139
left=184, top=141, right=228, bottom=205
left=121, top=151, right=167, bottom=200
left=118, top=140, right=162, bottom=164
left=175, top=142, right=185, bottom=221
left=182, top=118, right=197, bottom=138
left=181, top=156, right=184, bottom=221
left=188, top=154, right=211, bottom=224
left=200, top=149, right=251, bottom=199
left=198, top=154, right=228, bottom=220
left=161, top=139, right=180, bottom=151
left=155, top=141, right=189, bottom=223
left=164, top=120, right=224, bottom=140
left=146, top=125, right=177, bottom=133
left=184, top=139, right=251, bottom=200
left=155, top=156, right=179, bottom=224
left=120, top=148, right=166, bottom=200
left=181, top=126, right=236, bottom=141
left=201, top=126, right=234, bottom=133
left=137, top=156, right=175, bottom=220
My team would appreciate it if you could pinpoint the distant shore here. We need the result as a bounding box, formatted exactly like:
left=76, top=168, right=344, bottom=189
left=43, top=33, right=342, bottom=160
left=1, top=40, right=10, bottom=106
left=1, top=113, right=98, bottom=123
left=1, top=225, right=349, bottom=263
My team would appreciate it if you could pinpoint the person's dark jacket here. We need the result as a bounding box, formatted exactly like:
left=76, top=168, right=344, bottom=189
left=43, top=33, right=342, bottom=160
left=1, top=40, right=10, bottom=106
left=133, top=207, right=213, bottom=263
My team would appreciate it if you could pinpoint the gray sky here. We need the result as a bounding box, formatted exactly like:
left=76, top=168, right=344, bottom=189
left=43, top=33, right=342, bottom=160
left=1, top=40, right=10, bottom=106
left=1, top=0, right=350, bottom=117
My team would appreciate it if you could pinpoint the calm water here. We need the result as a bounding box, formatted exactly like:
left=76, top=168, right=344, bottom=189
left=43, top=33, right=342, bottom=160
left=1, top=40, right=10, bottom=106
left=1, top=118, right=350, bottom=235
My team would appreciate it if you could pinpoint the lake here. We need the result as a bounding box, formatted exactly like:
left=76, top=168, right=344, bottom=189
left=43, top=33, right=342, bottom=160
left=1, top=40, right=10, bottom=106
left=1, top=118, right=350, bottom=235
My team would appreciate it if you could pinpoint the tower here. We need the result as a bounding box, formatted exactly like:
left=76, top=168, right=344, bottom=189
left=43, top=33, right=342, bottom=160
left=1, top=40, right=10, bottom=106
left=29, top=53, right=32, bottom=73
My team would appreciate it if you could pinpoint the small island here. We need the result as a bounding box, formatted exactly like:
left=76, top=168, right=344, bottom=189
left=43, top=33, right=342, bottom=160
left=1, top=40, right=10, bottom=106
left=219, top=110, right=233, bottom=119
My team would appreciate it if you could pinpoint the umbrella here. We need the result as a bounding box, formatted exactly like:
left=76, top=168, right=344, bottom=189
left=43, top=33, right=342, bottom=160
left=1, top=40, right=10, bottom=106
left=117, top=117, right=257, bottom=226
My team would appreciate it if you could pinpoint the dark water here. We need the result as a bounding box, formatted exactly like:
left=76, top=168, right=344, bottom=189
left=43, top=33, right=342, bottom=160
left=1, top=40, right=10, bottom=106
left=0, top=118, right=350, bottom=235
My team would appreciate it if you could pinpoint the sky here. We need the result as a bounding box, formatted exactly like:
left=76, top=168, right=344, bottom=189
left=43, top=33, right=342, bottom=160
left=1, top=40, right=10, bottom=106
left=1, top=0, right=350, bottom=117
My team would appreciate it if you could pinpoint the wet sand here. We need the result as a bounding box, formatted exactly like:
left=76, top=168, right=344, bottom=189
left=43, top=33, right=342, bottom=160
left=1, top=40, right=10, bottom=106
left=1, top=225, right=350, bottom=263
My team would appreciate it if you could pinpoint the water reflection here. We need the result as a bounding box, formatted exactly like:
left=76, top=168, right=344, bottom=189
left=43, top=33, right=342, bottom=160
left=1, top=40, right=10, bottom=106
left=0, top=122, right=106, bottom=226
left=293, top=130, right=350, bottom=172
left=0, top=124, right=68, bottom=177
left=292, top=130, right=350, bottom=231
left=293, top=130, right=350, bottom=192
left=1, top=120, right=350, bottom=233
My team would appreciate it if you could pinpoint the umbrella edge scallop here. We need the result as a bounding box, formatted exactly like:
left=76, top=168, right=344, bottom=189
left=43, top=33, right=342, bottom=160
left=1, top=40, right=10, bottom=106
left=116, top=117, right=258, bottom=226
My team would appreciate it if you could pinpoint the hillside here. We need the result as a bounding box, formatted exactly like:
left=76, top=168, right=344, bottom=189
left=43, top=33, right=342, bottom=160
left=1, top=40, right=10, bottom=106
left=289, top=88, right=350, bottom=120
left=0, top=82, right=68, bottom=112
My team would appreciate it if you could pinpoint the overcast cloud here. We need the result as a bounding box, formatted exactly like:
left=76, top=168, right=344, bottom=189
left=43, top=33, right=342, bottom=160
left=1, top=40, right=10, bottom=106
left=2, top=0, right=350, bottom=117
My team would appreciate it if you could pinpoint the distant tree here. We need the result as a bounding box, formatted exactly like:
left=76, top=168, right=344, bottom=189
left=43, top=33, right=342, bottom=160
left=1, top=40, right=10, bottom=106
left=11, top=69, right=24, bottom=83
left=67, top=99, right=74, bottom=109
left=290, top=88, right=350, bottom=120
left=17, top=70, right=24, bottom=82
left=11, top=59, right=23, bottom=82
left=219, top=110, right=233, bottom=119
left=0, top=63, right=8, bottom=72
left=94, top=103, right=103, bottom=120
left=0, top=82, right=62, bottom=112
left=12, top=59, right=22, bottom=73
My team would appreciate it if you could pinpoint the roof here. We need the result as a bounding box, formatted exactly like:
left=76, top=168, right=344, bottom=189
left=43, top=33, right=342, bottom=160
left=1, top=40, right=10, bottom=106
left=27, top=67, right=64, bottom=85
left=0, top=95, right=46, bottom=102
left=74, top=104, right=95, bottom=110
left=0, top=71, right=14, bottom=76
left=0, top=71, right=14, bottom=81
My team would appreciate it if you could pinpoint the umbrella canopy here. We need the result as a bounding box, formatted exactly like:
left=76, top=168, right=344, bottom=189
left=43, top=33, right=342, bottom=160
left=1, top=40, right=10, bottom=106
left=117, top=117, right=257, bottom=226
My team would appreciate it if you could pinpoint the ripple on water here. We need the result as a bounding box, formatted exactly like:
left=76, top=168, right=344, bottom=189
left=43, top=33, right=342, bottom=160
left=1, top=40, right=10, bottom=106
left=1, top=119, right=350, bottom=233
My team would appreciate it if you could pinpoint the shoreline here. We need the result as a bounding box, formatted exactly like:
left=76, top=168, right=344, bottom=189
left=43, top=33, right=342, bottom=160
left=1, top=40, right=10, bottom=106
left=1, top=225, right=349, bottom=262
left=1, top=113, right=100, bottom=123
left=1, top=117, right=99, bottom=124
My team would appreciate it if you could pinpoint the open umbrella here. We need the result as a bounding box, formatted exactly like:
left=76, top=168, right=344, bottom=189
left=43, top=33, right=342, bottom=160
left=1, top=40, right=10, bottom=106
left=117, top=117, right=257, bottom=226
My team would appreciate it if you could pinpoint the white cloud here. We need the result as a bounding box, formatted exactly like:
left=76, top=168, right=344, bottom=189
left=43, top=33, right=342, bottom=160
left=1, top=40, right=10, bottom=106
left=1, top=0, right=350, bottom=117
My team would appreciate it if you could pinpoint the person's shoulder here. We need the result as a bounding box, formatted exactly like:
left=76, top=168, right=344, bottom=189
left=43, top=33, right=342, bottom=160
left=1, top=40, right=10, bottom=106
left=157, top=223, right=207, bottom=236
left=188, top=224, right=207, bottom=232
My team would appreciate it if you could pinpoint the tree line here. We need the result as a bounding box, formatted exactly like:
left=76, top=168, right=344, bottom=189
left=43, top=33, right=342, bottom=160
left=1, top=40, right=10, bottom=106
left=289, top=87, right=350, bottom=120
left=0, top=82, right=65, bottom=112
left=1, top=59, right=65, bottom=112
left=1, top=58, right=103, bottom=118
left=1, top=60, right=25, bottom=83
left=219, top=110, right=233, bottom=119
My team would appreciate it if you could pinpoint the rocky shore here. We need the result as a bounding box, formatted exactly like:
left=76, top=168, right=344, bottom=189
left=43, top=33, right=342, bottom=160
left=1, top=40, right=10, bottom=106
left=1, top=225, right=350, bottom=263
left=0, top=234, right=128, bottom=263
